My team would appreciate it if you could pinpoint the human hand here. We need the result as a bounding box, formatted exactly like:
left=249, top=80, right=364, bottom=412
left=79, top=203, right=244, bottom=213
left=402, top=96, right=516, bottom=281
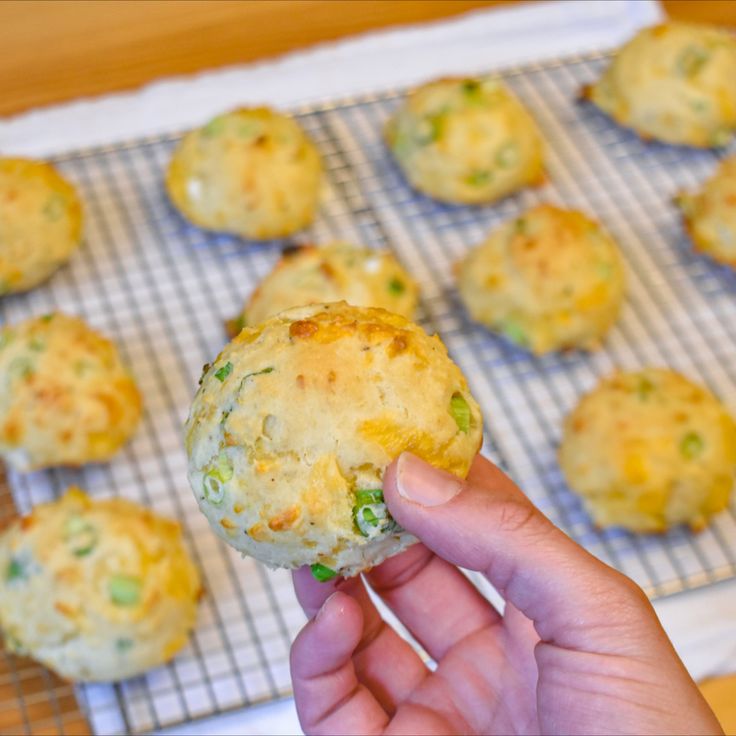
left=290, top=453, right=722, bottom=735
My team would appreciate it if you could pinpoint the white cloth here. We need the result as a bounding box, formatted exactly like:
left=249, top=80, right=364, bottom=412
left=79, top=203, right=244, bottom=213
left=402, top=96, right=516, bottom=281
left=3, top=2, right=734, bottom=734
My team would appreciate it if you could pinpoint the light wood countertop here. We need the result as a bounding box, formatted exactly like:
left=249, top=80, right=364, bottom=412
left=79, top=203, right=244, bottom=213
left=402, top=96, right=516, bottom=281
left=0, top=1, right=735, bottom=117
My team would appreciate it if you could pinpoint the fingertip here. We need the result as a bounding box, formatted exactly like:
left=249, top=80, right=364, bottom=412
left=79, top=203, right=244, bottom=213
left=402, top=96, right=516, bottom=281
left=290, top=591, right=364, bottom=678
left=293, top=566, right=342, bottom=617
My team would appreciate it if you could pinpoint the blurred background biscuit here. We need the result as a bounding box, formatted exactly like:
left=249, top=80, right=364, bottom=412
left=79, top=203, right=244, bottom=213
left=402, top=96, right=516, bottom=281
left=583, top=22, right=736, bottom=148
left=166, top=107, right=323, bottom=240
left=227, top=242, right=419, bottom=335
left=0, top=487, right=201, bottom=682
left=0, top=158, right=83, bottom=295
left=559, top=368, right=736, bottom=533
left=385, top=76, right=544, bottom=204
left=0, top=313, right=142, bottom=471
left=457, top=204, right=626, bottom=355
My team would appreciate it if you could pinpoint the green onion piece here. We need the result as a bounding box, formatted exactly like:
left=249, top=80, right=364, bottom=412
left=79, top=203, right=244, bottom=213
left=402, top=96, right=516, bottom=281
left=74, top=360, right=92, bottom=377
left=501, top=321, right=527, bottom=347
left=28, top=338, right=46, bottom=352
left=680, top=432, right=704, bottom=459
left=116, top=638, right=134, bottom=652
left=237, top=122, right=260, bottom=139
left=0, top=330, right=12, bottom=350
left=690, top=99, right=709, bottom=114
left=108, top=574, right=142, bottom=606
left=597, top=262, right=613, bottom=280
left=310, top=563, right=338, bottom=582
left=238, top=366, right=274, bottom=391
left=415, top=113, right=444, bottom=145
left=203, top=473, right=224, bottom=504
left=9, top=357, right=34, bottom=381
left=710, top=128, right=733, bottom=148
left=352, top=488, right=397, bottom=538
left=496, top=142, right=519, bottom=169
left=465, top=170, right=492, bottom=187
left=43, top=194, right=66, bottom=221
left=40, top=314, right=54, bottom=323
left=388, top=277, right=405, bottom=295
left=676, top=46, right=710, bottom=77
left=214, top=362, right=233, bottom=382
left=450, top=393, right=471, bottom=434
left=202, top=451, right=233, bottom=504
left=514, top=218, right=527, bottom=235
left=63, top=515, right=98, bottom=557
left=637, top=376, right=656, bottom=401
left=216, top=451, right=234, bottom=482
left=675, top=194, right=695, bottom=218
left=355, top=489, right=383, bottom=506
left=462, top=79, right=480, bottom=95
left=201, top=116, right=226, bottom=138
left=5, top=558, right=24, bottom=583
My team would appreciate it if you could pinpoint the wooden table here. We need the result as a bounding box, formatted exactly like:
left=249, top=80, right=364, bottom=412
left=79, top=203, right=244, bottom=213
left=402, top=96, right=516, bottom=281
left=0, top=1, right=734, bottom=733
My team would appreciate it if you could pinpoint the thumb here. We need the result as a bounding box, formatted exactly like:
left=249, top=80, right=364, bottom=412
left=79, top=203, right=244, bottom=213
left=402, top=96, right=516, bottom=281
left=383, top=452, right=655, bottom=651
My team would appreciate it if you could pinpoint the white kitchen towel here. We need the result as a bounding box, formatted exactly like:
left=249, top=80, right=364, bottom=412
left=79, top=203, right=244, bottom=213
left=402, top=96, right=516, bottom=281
left=2, top=2, right=734, bottom=735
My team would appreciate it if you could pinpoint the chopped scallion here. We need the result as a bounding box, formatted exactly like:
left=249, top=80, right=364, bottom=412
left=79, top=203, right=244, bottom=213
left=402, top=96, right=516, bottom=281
left=5, top=558, right=24, bottom=583
left=680, top=432, right=704, bottom=459
left=449, top=393, right=471, bottom=434
left=310, top=563, right=338, bottom=582
left=116, top=638, right=134, bottom=652
left=108, top=574, right=142, bottom=606
left=388, top=278, right=405, bottom=295
left=496, top=142, right=519, bottom=169
left=63, top=515, right=98, bottom=557
left=676, top=46, right=710, bottom=77
left=214, top=362, right=233, bottom=382
left=501, top=321, right=527, bottom=347
left=465, top=170, right=492, bottom=187
left=352, top=489, right=397, bottom=538
left=201, top=116, right=226, bottom=138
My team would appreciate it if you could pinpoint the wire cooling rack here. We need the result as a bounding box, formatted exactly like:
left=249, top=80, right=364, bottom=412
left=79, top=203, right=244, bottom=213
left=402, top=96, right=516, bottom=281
left=2, top=50, right=736, bottom=734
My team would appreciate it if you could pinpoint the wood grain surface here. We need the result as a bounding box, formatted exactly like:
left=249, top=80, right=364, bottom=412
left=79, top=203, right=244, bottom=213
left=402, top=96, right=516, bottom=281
left=0, top=0, right=734, bottom=733
left=0, top=1, right=734, bottom=117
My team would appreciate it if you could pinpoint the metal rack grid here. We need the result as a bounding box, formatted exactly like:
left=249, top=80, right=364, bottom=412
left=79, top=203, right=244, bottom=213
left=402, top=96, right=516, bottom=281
left=1, top=49, right=736, bottom=734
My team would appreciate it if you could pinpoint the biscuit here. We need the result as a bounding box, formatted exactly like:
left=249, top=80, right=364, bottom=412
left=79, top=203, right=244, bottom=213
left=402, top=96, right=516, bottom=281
left=166, top=107, right=323, bottom=240
left=226, top=242, right=419, bottom=335
left=0, top=313, right=142, bottom=471
left=0, top=487, right=201, bottom=682
left=0, top=158, right=83, bottom=294
left=385, top=77, right=544, bottom=204
left=582, top=23, right=736, bottom=148
left=676, top=156, right=736, bottom=268
left=559, top=369, right=736, bottom=533
left=456, top=205, right=625, bottom=355
left=186, top=302, right=483, bottom=577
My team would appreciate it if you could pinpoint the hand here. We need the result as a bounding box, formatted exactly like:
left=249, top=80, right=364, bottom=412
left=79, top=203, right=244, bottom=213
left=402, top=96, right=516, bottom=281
left=289, top=453, right=722, bottom=735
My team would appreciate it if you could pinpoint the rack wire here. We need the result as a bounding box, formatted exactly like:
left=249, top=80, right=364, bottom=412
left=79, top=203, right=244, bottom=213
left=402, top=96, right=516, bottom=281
left=1, top=49, right=736, bottom=734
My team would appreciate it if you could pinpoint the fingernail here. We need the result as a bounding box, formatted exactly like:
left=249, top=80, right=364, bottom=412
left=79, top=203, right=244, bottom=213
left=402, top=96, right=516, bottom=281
left=396, top=452, right=463, bottom=507
left=316, top=592, right=338, bottom=622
